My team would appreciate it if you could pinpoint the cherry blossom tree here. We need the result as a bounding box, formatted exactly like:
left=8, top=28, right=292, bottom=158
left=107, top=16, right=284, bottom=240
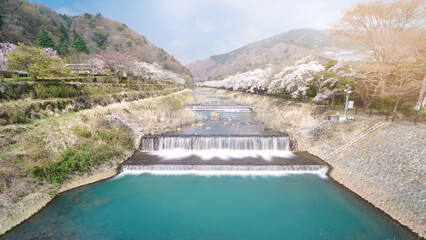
left=96, top=51, right=137, bottom=78
left=133, top=61, right=185, bottom=85
left=200, top=67, right=272, bottom=92
left=0, top=42, right=17, bottom=70
left=268, top=56, right=324, bottom=98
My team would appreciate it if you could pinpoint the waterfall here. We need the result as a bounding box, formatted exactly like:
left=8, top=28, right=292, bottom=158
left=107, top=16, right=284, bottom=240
left=120, top=164, right=329, bottom=177
left=185, top=105, right=251, bottom=112
left=140, top=135, right=290, bottom=151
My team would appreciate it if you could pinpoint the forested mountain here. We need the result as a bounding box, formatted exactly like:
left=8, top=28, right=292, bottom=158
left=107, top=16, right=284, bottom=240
left=187, top=29, right=336, bottom=81
left=0, top=0, right=192, bottom=78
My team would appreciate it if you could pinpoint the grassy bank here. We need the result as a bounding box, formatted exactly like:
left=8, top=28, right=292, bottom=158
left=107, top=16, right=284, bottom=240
left=0, top=89, right=199, bottom=235
left=0, top=89, right=197, bottom=202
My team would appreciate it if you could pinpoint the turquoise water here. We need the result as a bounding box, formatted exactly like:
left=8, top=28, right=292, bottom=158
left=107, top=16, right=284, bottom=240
left=178, top=112, right=278, bottom=135
left=3, top=174, right=416, bottom=239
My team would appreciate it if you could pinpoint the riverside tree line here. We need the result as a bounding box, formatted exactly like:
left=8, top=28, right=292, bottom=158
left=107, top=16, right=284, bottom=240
left=201, top=0, right=425, bottom=121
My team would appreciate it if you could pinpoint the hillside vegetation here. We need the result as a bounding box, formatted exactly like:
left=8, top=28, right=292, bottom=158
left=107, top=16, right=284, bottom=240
left=187, top=29, right=335, bottom=81
left=0, top=0, right=192, bottom=80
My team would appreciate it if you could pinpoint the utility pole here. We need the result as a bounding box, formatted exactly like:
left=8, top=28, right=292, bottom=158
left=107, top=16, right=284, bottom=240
left=344, top=84, right=351, bottom=120
left=414, top=75, right=426, bottom=125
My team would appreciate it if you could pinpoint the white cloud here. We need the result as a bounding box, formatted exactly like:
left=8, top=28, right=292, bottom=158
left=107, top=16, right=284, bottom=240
left=169, top=38, right=192, bottom=53
left=195, top=19, right=215, bottom=33
left=56, top=7, right=76, bottom=16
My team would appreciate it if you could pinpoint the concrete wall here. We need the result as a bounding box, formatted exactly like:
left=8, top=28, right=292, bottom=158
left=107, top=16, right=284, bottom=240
left=0, top=87, right=183, bottom=125
left=226, top=90, right=426, bottom=238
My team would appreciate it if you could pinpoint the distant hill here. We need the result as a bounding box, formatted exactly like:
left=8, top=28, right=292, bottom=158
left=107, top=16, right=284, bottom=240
left=187, top=29, right=336, bottom=81
left=0, top=0, right=192, bottom=80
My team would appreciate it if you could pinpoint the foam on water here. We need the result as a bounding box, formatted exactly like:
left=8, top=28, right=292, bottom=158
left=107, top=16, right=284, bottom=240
left=115, top=170, right=328, bottom=178
left=118, top=164, right=329, bottom=179
left=140, top=135, right=290, bottom=151
left=185, top=105, right=251, bottom=112
left=145, top=149, right=295, bottom=161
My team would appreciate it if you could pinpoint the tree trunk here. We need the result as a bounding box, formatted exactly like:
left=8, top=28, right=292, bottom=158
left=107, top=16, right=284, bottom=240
left=363, top=97, right=374, bottom=112
left=391, top=95, right=401, bottom=122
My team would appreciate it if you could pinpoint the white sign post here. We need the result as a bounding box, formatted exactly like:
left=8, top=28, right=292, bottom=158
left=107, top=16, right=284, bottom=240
left=344, top=85, right=352, bottom=120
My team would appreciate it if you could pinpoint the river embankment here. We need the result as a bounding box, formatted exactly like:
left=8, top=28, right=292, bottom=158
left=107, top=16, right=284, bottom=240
left=0, top=89, right=200, bottom=235
left=219, top=88, right=426, bottom=238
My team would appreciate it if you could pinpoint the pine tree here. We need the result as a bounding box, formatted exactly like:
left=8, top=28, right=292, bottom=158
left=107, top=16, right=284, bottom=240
left=57, top=34, right=69, bottom=55
left=70, top=30, right=89, bottom=54
left=59, top=24, right=69, bottom=40
left=37, top=26, right=55, bottom=49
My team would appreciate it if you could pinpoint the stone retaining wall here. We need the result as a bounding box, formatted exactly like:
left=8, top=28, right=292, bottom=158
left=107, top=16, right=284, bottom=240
left=0, top=87, right=183, bottom=125
left=226, top=90, right=426, bottom=238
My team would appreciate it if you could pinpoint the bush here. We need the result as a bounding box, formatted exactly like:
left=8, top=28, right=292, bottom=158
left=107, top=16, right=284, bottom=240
left=29, top=128, right=132, bottom=183
left=34, top=83, right=80, bottom=99
left=400, top=101, right=416, bottom=117
left=71, top=125, right=92, bottom=138
left=117, top=24, right=127, bottom=32
left=7, top=44, right=70, bottom=80
left=371, top=97, right=394, bottom=114
left=88, top=19, right=96, bottom=28
left=8, top=106, right=28, bottom=123
left=83, top=13, right=92, bottom=19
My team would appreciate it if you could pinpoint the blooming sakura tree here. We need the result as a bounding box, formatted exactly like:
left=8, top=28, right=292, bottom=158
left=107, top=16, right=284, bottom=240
left=43, top=48, right=59, bottom=58
left=200, top=67, right=272, bottom=92
left=133, top=61, right=185, bottom=85
left=268, top=56, right=324, bottom=98
left=96, top=51, right=137, bottom=77
left=201, top=55, right=358, bottom=103
left=0, top=42, right=17, bottom=70
left=88, top=58, right=110, bottom=75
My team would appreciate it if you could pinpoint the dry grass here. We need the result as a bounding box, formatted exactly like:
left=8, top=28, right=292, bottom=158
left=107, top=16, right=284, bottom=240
left=0, top=89, right=198, bottom=204
left=227, top=91, right=325, bottom=132
left=89, top=89, right=200, bottom=135
left=223, top=89, right=377, bottom=153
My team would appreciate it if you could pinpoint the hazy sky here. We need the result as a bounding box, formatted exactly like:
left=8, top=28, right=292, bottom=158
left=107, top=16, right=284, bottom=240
left=36, top=0, right=360, bottom=64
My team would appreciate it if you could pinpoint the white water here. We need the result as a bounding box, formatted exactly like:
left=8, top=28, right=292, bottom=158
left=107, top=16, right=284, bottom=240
left=140, top=135, right=290, bottom=151
left=145, top=149, right=295, bottom=161
left=119, top=165, right=329, bottom=178
left=185, top=105, right=251, bottom=112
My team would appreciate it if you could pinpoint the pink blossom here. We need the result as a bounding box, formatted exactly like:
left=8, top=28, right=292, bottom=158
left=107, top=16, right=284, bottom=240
left=0, top=42, right=16, bottom=70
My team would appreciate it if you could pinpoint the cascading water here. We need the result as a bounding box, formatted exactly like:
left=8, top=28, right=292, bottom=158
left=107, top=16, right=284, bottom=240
left=121, top=164, right=329, bottom=176
left=122, top=88, right=328, bottom=175
left=185, top=105, right=251, bottom=112
left=5, top=88, right=417, bottom=240
left=140, top=135, right=290, bottom=151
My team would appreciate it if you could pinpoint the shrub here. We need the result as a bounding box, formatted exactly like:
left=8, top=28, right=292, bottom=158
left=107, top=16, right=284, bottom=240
left=83, top=13, right=92, bottom=19
left=93, top=32, right=108, bottom=48
left=117, top=24, right=127, bottom=32
left=8, top=106, right=28, bottom=123
left=371, top=97, right=394, bottom=114
left=7, top=44, right=70, bottom=80
left=29, top=128, right=132, bottom=183
left=88, top=19, right=96, bottom=28
left=400, top=101, right=415, bottom=117
left=34, top=83, right=80, bottom=99
left=71, top=125, right=92, bottom=138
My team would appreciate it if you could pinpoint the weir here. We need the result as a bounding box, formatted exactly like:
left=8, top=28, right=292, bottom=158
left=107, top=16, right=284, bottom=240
left=140, top=134, right=290, bottom=151
left=120, top=164, right=329, bottom=174
left=123, top=88, right=329, bottom=175
left=185, top=105, right=251, bottom=112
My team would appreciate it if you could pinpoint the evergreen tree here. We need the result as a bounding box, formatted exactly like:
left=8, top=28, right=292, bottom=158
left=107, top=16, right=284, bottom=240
left=59, top=24, right=69, bottom=40
left=70, top=30, right=89, bottom=54
left=57, top=34, right=69, bottom=55
left=37, top=26, right=55, bottom=49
